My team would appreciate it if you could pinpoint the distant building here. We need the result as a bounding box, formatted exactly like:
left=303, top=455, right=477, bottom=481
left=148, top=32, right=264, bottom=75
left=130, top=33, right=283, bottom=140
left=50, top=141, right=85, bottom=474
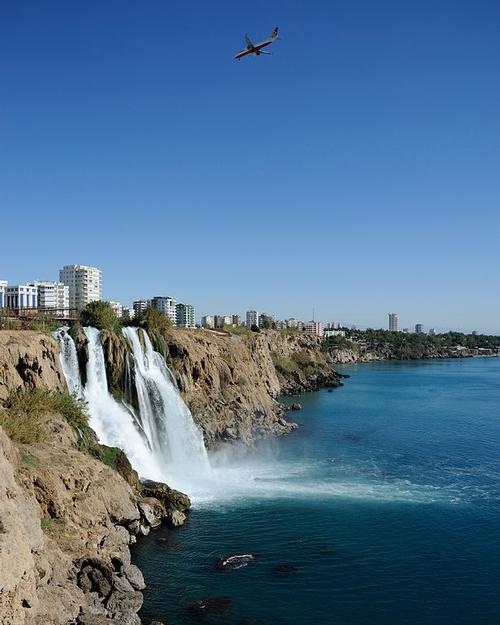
left=133, top=300, right=149, bottom=317
left=325, top=321, right=339, bottom=330
left=415, top=324, right=424, bottom=334
left=201, top=315, right=215, bottom=329
left=388, top=313, right=399, bottom=332
left=0, top=280, right=7, bottom=307
left=286, top=318, right=299, bottom=329
left=429, top=328, right=436, bottom=336
left=176, top=303, right=195, bottom=328
left=402, top=328, right=410, bottom=333
left=471, top=330, right=478, bottom=336
left=59, top=264, right=102, bottom=309
left=214, top=314, right=226, bottom=329
left=151, top=296, right=176, bottom=324
left=32, top=281, right=69, bottom=315
left=6, top=284, right=38, bottom=308
left=304, top=321, right=323, bottom=336
left=109, top=301, right=123, bottom=318
left=324, top=329, right=345, bottom=338
left=223, top=315, right=232, bottom=326
left=232, top=314, right=241, bottom=326
left=246, top=310, right=259, bottom=328
left=259, top=313, right=275, bottom=328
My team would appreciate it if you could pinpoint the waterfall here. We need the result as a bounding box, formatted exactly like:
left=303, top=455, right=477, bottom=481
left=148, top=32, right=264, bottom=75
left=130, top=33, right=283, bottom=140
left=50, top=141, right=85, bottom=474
left=55, top=325, right=210, bottom=491
left=122, top=327, right=210, bottom=487
left=53, top=327, right=82, bottom=398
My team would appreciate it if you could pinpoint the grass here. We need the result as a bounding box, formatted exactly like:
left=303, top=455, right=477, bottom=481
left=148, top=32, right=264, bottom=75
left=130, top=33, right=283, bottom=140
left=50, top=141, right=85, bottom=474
left=40, top=517, right=66, bottom=535
left=0, top=388, right=89, bottom=445
left=19, top=448, right=41, bottom=468
left=223, top=324, right=251, bottom=336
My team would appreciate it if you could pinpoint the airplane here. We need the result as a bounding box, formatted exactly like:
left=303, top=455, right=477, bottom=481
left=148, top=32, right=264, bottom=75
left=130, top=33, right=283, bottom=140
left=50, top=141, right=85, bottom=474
left=234, top=27, right=280, bottom=60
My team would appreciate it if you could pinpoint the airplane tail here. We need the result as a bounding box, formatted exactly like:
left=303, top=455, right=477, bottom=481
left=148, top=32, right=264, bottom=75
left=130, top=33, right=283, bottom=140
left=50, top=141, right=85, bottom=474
left=272, top=26, right=279, bottom=39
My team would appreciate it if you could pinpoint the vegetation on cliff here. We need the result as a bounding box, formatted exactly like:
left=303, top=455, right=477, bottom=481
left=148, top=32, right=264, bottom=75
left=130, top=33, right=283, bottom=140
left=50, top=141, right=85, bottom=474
left=0, top=388, right=89, bottom=445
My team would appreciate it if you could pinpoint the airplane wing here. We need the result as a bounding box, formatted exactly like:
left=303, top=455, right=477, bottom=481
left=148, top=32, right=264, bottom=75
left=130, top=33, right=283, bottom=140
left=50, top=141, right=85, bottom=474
left=245, top=34, right=254, bottom=49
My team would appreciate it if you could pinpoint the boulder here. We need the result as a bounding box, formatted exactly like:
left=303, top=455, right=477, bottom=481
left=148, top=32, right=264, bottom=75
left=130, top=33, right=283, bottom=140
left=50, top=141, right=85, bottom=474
left=140, top=480, right=191, bottom=511
left=290, top=403, right=302, bottom=411
left=167, top=509, right=186, bottom=527
left=121, top=564, right=146, bottom=591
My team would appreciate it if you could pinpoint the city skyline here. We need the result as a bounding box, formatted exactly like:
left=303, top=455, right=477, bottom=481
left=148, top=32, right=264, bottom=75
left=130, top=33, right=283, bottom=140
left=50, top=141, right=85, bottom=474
left=1, top=2, right=499, bottom=333
left=0, top=267, right=491, bottom=335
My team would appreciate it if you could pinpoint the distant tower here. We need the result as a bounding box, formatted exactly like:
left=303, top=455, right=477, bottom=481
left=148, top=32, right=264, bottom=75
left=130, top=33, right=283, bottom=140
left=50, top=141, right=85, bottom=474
left=388, top=313, right=399, bottom=332
left=415, top=323, right=424, bottom=334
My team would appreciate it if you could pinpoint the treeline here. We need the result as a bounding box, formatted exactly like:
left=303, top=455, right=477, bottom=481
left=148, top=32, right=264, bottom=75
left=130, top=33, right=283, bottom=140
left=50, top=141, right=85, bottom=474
left=345, top=328, right=500, bottom=352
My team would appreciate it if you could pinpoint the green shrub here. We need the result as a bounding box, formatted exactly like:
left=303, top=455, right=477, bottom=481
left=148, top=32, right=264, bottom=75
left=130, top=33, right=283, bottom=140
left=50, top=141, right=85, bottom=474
left=133, top=307, right=173, bottom=335
left=79, top=301, right=118, bottom=332
left=0, top=388, right=89, bottom=445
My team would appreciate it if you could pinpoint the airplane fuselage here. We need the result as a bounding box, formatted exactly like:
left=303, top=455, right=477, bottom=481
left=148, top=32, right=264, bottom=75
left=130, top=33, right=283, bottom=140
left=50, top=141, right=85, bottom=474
left=234, top=39, right=273, bottom=60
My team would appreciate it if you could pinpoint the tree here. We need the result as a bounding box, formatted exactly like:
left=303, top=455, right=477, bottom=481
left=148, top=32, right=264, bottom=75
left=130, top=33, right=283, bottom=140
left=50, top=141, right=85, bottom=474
left=79, top=301, right=118, bottom=332
left=135, top=307, right=173, bottom=335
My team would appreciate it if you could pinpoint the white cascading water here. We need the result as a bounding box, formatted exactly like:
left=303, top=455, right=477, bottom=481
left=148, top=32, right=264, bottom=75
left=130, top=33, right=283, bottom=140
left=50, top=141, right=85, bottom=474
left=54, top=325, right=210, bottom=490
left=54, top=327, right=83, bottom=398
left=121, top=327, right=210, bottom=488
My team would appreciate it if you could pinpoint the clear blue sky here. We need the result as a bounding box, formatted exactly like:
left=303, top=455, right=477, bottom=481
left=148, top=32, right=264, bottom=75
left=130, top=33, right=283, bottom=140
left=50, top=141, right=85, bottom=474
left=1, top=1, right=499, bottom=332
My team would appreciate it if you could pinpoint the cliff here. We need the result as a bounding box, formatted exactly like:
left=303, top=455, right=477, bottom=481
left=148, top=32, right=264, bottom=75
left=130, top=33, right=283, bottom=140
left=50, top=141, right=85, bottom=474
left=0, top=410, right=189, bottom=625
left=164, top=329, right=343, bottom=444
left=0, top=332, right=65, bottom=403
left=94, top=327, right=344, bottom=445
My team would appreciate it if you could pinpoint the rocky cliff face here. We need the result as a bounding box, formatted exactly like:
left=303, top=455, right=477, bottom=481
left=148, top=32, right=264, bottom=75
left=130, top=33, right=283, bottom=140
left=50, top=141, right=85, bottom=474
left=0, top=413, right=190, bottom=625
left=0, top=332, right=65, bottom=403
left=160, top=329, right=343, bottom=444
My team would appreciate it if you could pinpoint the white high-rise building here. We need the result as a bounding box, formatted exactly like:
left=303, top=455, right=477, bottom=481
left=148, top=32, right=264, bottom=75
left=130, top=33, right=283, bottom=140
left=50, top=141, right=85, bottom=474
left=59, top=265, right=102, bottom=309
left=32, top=281, right=69, bottom=315
left=388, top=313, right=399, bottom=332
left=0, top=280, right=7, bottom=308
left=246, top=310, right=259, bottom=328
left=151, top=296, right=177, bottom=324
left=5, top=284, right=38, bottom=308
left=201, top=315, right=215, bottom=328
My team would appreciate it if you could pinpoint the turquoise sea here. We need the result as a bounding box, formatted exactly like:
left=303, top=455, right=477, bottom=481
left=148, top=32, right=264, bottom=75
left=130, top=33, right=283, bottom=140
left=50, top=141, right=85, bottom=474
left=133, top=357, right=500, bottom=625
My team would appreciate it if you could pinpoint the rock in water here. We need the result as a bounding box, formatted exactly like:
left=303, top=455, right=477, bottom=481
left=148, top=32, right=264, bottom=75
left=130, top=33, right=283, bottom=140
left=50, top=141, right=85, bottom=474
left=290, top=403, right=302, bottom=411
left=216, top=553, right=259, bottom=570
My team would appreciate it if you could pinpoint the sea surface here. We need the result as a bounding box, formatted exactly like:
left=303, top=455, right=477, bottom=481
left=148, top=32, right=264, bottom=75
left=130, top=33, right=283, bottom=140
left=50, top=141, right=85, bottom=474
left=133, top=358, right=500, bottom=625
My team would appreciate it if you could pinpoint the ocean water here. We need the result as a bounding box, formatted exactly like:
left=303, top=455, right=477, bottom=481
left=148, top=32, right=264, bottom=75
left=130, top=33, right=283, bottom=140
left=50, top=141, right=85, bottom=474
left=133, top=358, right=500, bottom=625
